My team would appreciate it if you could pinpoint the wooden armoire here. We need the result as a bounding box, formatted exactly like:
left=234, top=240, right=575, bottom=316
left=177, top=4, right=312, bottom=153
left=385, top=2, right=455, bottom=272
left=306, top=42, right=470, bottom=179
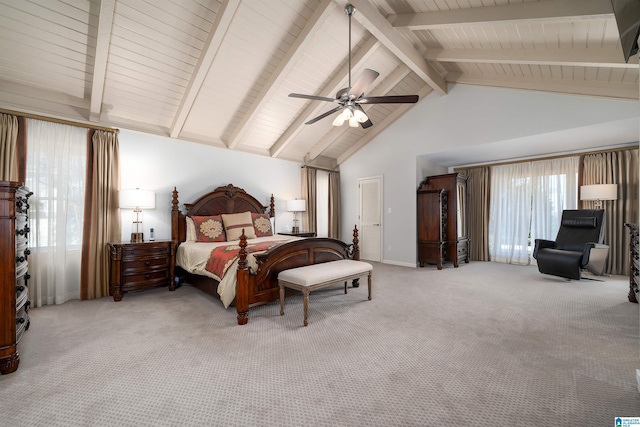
left=417, top=173, right=469, bottom=269
left=0, top=181, right=32, bottom=374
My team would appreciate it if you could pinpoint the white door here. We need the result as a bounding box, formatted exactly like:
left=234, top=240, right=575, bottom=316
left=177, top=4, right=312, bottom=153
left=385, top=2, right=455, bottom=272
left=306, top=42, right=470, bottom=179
left=359, top=176, right=382, bottom=262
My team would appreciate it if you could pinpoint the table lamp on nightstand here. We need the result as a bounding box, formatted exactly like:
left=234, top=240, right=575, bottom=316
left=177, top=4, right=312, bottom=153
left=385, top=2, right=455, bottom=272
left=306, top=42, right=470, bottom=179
left=286, top=199, right=306, bottom=234
left=119, top=188, right=156, bottom=242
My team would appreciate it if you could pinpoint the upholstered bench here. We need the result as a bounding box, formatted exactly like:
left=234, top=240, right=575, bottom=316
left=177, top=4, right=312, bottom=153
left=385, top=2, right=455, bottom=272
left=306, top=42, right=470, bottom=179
left=278, top=259, right=373, bottom=326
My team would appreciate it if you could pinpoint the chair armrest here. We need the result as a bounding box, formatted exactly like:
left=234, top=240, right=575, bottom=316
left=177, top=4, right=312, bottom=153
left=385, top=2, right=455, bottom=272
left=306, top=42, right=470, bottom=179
left=581, top=243, right=609, bottom=265
left=533, top=239, right=555, bottom=259
left=582, top=243, right=610, bottom=275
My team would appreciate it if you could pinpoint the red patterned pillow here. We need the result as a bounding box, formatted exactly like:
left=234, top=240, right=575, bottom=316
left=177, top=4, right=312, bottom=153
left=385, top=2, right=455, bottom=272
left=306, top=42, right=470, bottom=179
left=252, top=213, right=273, bottom=237
left=191, top=215, right=226, bottom=242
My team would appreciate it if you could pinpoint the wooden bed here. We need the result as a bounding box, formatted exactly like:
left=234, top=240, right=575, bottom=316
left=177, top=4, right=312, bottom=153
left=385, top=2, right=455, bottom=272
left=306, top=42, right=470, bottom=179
left=171, top=184, right=359, bottom=325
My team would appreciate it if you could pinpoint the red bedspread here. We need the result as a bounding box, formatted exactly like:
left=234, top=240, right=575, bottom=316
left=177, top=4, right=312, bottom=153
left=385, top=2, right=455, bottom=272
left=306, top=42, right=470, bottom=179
left=204, top=240, right=289, bottom=280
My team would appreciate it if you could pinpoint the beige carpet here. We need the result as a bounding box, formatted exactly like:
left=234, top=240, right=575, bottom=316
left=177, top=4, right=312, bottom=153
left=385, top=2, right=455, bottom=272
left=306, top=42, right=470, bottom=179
left=1, top=261, right=638, bottom=426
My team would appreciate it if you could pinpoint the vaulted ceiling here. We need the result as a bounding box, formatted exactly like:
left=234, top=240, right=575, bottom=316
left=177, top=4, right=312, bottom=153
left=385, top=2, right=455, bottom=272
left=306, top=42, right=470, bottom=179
left=1, top=0, right=637, bottom=168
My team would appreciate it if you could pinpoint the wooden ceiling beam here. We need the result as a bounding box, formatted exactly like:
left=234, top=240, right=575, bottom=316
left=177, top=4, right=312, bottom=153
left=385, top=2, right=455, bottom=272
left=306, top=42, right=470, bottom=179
left=269, top=36, right=380, bottom=158
left=389, top=0, right=613, bottom=30
left=446, top=72, right=639, bottom=100
left=347, top=0, right=447, bottom=96
left=426, top=48, right=637, bottom=69
left=89, top=0, right=115, bottom=122
left=169, top=0, right=240, bottom=138
left=226, top=0, right=336, bottom=149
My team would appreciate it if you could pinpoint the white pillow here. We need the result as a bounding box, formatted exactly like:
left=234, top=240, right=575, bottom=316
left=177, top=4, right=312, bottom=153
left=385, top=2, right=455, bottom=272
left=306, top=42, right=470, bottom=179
left=221, top=211, right=257, bottom=241
left=185, top=216, right=196, bottom=241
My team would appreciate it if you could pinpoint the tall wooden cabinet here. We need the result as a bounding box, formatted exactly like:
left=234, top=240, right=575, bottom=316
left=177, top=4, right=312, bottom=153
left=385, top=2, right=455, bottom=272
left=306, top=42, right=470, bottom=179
left=417, top=173, right=469, bottom=269
left=0, top=181, right=32, bottom=375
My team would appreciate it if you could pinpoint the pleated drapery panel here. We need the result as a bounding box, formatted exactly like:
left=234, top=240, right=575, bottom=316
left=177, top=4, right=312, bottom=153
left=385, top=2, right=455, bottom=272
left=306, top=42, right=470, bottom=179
left=328, top=171, right=341, bottom=239
left=81, top=130, right=121, bottom=300
left=301, top=167, right=317, bottom=233
left=580, top=148, right=639, bottom=275
left=466, top=167, right=490, bottom=261
left=0, top=113, right=19, bottom=181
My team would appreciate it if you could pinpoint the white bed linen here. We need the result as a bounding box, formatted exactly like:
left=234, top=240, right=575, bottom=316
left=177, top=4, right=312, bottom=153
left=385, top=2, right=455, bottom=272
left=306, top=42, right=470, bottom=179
left=176, top=235, right=301, bottom=308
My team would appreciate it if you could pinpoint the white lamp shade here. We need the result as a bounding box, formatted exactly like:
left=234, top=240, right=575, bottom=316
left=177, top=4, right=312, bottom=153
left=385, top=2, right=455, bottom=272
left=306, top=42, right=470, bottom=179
left=286, top=199, right=306, bottom=212
left=580, top=184, right=618, bottom=201
left=119, top=188, right=156, bottom=209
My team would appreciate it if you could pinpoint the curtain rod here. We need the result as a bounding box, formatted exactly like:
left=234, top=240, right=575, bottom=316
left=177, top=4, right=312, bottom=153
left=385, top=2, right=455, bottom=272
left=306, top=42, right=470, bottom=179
left=454, top=143, right=638, bottom=171
left=302, top=165, right=339, bottom=173
left=0, top=108, right=119, bottom=133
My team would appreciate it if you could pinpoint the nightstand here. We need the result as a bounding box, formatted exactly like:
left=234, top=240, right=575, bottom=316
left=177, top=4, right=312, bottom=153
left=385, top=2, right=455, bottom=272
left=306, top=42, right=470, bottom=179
left=107, top=240, right=177, bottom=301
left=278, top=231, right=317, bottom=237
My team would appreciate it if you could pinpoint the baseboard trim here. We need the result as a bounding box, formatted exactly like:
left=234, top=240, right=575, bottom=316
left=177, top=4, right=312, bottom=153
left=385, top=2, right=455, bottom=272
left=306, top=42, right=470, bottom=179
left=381, top=259, right=417, bottom=268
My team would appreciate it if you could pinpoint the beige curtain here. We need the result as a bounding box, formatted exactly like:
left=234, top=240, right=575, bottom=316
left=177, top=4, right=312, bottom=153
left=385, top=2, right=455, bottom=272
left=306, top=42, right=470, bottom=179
left=0, top=113, right=19, bottom=181
left=301, top=167, right=317, bottom=233
left=328, top=171, right=340, bottom=239
left=81, top=130, right=121, bottom=299
left=580, top=148, right=639, bottom=275
left=466, top=167, right=491, bottom=261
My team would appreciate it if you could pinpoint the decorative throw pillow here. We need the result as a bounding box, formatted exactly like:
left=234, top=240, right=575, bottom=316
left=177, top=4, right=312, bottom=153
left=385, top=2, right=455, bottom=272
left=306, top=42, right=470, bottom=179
left=252, top=213, right=273, bottom=237
left=185, top=216, right=197, bottom=241
left=221, top=211, right=257, bottom=241
left=191, top=215, right=226, bottom=242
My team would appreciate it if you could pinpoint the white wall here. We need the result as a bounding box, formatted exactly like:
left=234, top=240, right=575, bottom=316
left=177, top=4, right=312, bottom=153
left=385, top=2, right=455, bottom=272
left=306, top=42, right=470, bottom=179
left=118, top=129, right=302, bottom=242
left=340, top=84, right=639, bottom=267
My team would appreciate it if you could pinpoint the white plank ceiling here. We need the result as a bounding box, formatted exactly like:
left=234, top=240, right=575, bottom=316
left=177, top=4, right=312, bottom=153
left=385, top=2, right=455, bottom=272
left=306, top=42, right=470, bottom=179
left=0, top=0, right=637, bottom=167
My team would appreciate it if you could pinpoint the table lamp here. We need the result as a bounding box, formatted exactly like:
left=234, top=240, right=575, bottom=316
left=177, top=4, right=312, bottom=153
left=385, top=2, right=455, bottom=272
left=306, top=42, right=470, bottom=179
left=119, top=188, right=156, bottom=242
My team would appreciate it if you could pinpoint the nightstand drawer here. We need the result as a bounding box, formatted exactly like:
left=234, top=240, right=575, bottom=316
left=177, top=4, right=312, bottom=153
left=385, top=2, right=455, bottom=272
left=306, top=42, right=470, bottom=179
left=122, top=244, right=169, bottom=259
left=122, top=257, right=169, bottom=273
left=122, top=269, right=169, bottom=289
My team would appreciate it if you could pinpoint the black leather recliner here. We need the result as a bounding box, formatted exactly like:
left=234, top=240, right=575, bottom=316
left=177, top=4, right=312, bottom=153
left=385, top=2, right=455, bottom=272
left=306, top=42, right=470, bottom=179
left=533, top=209, right=609, bottom=280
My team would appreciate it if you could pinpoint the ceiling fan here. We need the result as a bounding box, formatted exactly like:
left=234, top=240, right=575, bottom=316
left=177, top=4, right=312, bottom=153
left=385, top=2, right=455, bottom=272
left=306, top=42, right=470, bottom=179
left=288, top=3, right=419, bottom=129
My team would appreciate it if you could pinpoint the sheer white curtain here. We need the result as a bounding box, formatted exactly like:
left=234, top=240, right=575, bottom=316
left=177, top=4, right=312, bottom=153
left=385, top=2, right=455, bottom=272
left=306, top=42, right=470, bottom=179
left=489, top=163, right=533, bottom=264
left=26, top=120, right=87, bottom=307
left=530, top=157, right=579, bottom=244
left=489, top=157, right=578, bottom=265
left=316, top=170, right=329, bottom=237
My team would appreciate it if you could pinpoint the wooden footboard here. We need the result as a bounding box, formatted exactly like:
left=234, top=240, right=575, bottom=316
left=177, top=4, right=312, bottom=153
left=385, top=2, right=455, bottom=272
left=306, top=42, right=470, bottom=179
left=235, top=227, right=359, bottom=325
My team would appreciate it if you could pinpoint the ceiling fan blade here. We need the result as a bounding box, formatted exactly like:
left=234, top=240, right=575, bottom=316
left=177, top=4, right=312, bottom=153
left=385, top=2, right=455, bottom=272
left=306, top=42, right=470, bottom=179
left=305, top=106, right=344, bottom=125
left=348, top=68, right=379, bottom=99
left=358, top=95, right=419, bottom=104
left=289, top=93, right=338, bottom=103
left=355, top=105, right=373, bottom=129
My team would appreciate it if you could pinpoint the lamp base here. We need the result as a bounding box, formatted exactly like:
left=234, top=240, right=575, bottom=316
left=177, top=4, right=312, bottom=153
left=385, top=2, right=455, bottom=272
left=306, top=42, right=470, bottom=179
left=292, top=226, right=300, bottom=234
left=130, top=232, right=144, bottom=243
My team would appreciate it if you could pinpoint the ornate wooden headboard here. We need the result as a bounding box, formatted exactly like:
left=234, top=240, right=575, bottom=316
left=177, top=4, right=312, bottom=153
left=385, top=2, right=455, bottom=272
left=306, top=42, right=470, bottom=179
left=171, top=184, right=275, bottom=243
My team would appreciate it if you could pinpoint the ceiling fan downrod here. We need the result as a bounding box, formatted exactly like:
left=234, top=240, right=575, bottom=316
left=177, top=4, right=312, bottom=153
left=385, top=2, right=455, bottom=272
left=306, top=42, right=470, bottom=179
left=345, top=4, right=356, bottom=91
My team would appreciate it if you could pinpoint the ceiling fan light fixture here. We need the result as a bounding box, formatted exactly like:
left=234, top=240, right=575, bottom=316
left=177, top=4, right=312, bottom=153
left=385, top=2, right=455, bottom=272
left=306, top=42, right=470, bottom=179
left=353, top=109, right=368, bottom=123
left=348, top=116, right=359, bottom=127
left=332, top=115, right=345, bottom=126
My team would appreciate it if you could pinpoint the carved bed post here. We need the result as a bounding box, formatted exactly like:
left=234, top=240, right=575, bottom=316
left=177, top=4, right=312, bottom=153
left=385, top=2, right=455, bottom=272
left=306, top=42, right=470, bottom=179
left=171, top=187, right=179, bottom=242
left=236, top=230, right=249, bottom=325
left=352, top=225, right=361, bottom=288
left=269, top=194, right=275, bottom=218
left=352, top=225, right=360, bottom=261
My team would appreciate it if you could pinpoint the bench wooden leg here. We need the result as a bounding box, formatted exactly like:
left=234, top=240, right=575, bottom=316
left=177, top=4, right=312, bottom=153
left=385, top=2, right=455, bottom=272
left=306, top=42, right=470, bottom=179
left=344, top=281, right=347, bottom=294
left=303, top=289, right=309, bottom=326
left=279, top=284, right=285, bottom=316
left=368, top=272, right=372, bottom=300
